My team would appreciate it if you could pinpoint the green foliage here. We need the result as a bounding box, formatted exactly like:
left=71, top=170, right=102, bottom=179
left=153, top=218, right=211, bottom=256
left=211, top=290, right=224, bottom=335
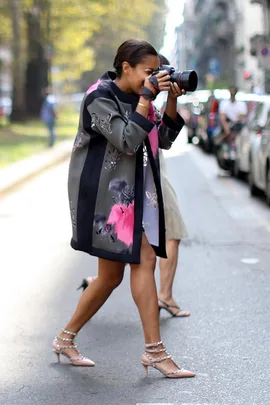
left=87, top=0, right=167, bottom=86
left=4, top=0, right=168, bottom=111
left=0, top=0, right=11, bottom=42
left=206, top=78, right=234, bottom=90
left=0, top=107, right=78, bottom=166
left=145, top=0, right=167, bottom=51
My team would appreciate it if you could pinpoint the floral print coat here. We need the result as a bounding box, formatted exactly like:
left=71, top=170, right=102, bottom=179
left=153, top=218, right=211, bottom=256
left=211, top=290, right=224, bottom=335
left=68, top=71, right=185, bottom=264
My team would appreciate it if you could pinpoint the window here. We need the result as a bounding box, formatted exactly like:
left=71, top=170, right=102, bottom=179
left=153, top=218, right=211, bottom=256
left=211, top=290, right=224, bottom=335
left=249, top=103, right=263, bottom=123
left=265, top=107, right=270, bottom=130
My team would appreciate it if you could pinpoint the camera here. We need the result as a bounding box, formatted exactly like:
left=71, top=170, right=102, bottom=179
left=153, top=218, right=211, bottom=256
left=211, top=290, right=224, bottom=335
left=152, top=65, right=198, bottom=92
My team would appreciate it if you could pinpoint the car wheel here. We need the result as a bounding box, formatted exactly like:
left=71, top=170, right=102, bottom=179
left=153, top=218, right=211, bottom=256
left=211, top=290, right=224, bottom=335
left=249, top=159, right=260, bottom=196
left=232, top=158, right=239, bottom=177
left=266, top=166, right=270, bottom=206
left=233, top=159, right=245, bottom=179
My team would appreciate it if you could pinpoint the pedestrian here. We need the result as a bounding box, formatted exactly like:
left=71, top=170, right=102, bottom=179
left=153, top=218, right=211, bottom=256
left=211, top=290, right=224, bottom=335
left=40, top=87, right=57, bottom=147
left=53, top=39, right=195, bottom=378
left=79, top=54, right=190, bottom=318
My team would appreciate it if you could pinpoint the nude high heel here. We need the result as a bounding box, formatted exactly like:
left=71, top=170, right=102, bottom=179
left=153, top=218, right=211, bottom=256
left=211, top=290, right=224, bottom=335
left=141, top=341, right=195, bottom=378
left=52, top=328, right=95, bottom=367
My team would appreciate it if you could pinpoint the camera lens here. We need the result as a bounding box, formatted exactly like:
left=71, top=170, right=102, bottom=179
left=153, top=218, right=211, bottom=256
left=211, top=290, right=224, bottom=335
left=171, top=70, right=198, bottom=92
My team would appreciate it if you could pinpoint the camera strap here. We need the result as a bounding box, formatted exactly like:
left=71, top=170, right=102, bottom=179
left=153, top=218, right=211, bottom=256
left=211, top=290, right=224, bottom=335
left=148, top=75, right=160, bottom=93
left=139, top=86, right=156, bottom=101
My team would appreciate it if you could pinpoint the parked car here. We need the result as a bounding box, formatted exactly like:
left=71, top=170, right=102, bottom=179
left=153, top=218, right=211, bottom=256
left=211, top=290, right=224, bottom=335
left=234, top=96, right=270, bottom=179
left=248, top=102, right=270, bottom=205
left=214, top=121, right=245, bottom=175
left=183, top=90, right=211, bottom=144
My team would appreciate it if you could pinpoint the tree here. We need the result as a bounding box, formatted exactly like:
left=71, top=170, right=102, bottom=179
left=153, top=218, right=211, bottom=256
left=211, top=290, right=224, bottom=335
left=49, top=0, right=109, bottom=91
left=24, top=1, right=51, bottom=117
left=5, top=0, right=168, bottom=120
left=8, top=0, right=26, bottom=121
left=145, top=0, right=167, bottom=52
left=85, top=0, right=165, bottom=87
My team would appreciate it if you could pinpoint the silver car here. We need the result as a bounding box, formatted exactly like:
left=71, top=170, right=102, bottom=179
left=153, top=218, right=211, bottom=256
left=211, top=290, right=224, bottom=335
left=235, top=97, right=270, bottom=178
left=248, top=102, right=270, bottom=205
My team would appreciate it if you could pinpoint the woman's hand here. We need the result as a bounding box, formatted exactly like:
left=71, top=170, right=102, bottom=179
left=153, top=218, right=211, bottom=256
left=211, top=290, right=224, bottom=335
left=144, top=70, right=171, bottom=96
left=168, top=82, right=186, bottom=99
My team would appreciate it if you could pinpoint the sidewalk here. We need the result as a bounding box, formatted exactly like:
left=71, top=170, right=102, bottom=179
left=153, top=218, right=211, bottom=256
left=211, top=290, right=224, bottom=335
left=0, top=140, right=73, bottom=198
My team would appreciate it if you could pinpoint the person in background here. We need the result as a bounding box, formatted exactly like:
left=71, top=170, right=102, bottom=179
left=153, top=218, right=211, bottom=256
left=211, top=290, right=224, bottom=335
left=53, top=39, right=195, bottom=379
left=79, top=54, right=190, bottom=318
left=206, top=93, right=220, bottom=153
left=219, top=87, right=247, bottom=138
left=40, top=87, right=57, bottom=147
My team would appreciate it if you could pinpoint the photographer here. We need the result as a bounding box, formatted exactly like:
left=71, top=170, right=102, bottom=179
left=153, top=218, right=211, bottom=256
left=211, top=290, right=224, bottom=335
left=52, top=39, right=195, bottom=379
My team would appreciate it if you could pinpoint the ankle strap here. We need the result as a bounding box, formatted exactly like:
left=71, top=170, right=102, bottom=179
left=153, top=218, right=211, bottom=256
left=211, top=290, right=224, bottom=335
left=145, top=340, right=163, bottom=348
left=145, top=347, right=166, bottom=353
left=62, top=328, right=77, bottom=337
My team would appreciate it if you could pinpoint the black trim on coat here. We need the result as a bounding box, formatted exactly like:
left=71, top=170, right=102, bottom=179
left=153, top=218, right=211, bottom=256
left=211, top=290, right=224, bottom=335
left=71, top=136, right=107, bottom=252
left=144, top=137, right=167, bottom=259
left=130, top=112, right=154, bottom=133
left=162, top=112, right=185, bottom=131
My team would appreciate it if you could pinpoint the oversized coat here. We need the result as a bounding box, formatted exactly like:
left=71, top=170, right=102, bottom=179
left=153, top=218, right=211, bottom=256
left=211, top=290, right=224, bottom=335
left=68, top=71, right=185, bottom=264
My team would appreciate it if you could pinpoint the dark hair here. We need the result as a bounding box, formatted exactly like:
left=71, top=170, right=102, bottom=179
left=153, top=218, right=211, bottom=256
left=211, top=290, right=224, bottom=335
left=113, top=39, right=158, bottom=78
left=230, top=86, right=238, bottom=93
left=158, top=53, right=170, bottom=66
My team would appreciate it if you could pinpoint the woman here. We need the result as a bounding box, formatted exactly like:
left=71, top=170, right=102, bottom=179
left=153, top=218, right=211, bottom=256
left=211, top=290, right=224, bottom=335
left=80, top=55, right=190, bottom=318
left=158, top=149, right=190, bottom=317
left=157, top=54, right=190, bottom=317
left=53, top=39, right=195, bottom=379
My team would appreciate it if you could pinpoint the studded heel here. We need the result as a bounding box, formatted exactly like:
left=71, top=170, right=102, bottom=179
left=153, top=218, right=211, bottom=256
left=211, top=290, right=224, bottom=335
left=141, top=341, right=195, bottom=378
left=52, top=328, right=95, bottom=366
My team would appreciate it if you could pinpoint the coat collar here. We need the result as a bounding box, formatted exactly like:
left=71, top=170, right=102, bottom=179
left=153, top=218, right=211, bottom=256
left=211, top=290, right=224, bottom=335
left=101, top=71, right=139, bottom=105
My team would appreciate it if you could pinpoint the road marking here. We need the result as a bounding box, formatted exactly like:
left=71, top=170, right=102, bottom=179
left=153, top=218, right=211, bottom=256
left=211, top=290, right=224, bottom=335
left=241, top=257, right=260, bottom=264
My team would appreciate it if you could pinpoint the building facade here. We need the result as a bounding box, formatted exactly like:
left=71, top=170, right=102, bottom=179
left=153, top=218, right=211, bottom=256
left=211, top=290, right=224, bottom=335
left=179, top=0, right=266, bottom=92
left=234, top=0, right=265, bottom=93
left=250, top=0, right=270, bottom=92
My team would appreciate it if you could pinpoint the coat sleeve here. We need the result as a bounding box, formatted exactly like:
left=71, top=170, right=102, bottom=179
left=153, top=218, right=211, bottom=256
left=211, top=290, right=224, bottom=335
left=158, top=112, right=185, bottom=150
left=86, top=96, right=154, bottom=154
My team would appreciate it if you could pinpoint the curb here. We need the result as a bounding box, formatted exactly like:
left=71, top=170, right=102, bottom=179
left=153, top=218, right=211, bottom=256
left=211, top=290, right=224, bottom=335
left=0, top=140, right=73, bottom=199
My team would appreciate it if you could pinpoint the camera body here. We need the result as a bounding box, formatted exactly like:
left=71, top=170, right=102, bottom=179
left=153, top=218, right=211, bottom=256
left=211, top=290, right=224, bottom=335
left=152, top=64, right=198, bottom=92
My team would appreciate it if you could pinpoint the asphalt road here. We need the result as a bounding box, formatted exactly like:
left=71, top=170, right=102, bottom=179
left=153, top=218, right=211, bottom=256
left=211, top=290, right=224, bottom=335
left=1, top=131, right=270, bottom=405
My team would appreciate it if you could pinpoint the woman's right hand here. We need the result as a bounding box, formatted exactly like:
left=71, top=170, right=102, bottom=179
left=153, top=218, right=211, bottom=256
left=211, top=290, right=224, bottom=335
left=144, top=70, right=171, bottom=96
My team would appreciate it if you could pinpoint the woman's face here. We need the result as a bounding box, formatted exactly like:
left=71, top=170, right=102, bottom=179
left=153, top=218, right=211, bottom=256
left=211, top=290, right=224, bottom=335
left=125, top=55, right=160, bottom=95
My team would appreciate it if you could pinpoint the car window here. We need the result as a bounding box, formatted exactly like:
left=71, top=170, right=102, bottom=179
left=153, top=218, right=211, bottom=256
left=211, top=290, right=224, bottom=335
left=265, top=108, right=270, bottom=130
left=249, top=102, right=270, bottom=130
left=248, top=103, right=263, bottom=122
left=248, top=103, right=263, bottom=130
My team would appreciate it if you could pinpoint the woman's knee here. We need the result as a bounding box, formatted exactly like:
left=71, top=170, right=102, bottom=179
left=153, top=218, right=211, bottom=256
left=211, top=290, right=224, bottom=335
left=98, top=259, right=125, bottom=289
left=140, top=234, right=156, bottom=269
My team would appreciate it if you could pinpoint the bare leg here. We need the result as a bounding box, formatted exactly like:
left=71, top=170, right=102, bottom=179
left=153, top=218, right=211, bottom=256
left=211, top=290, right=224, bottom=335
left=130, top=234, right=182, bottom=374
left=159, top=239, right=179, bottom=301
left=130, top=233, right=160, bottom=344
left=57, top=258, right=125, bottom=358
left=159, top=239, right=190, bottom=317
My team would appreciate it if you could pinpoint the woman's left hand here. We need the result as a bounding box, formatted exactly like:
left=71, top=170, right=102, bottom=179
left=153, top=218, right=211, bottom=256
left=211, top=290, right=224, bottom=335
left=168, top=82, right=186, bottom=99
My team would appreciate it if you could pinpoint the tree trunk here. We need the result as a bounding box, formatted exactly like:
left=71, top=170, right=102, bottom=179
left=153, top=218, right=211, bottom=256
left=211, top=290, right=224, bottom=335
left=25, top=7, right=49, bottom=117
left=8, top=0, right=26, bottom=121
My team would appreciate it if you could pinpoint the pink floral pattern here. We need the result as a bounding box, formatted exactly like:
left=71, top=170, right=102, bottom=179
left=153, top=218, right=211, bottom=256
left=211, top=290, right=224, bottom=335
left=107, top=203, right=134, bottom=247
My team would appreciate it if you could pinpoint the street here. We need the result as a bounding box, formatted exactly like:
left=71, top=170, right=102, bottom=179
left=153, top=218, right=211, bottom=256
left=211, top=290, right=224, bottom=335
left=1, top=131, right=270, bottom=405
